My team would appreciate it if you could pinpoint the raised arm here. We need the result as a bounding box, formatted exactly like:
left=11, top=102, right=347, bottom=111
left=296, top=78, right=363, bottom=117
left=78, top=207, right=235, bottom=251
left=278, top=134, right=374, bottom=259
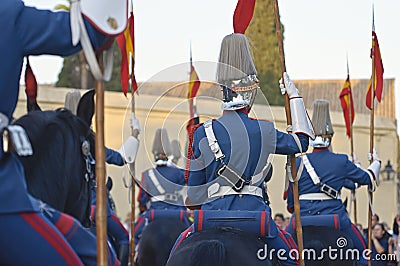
left=14, top=2, right=109, bottom=57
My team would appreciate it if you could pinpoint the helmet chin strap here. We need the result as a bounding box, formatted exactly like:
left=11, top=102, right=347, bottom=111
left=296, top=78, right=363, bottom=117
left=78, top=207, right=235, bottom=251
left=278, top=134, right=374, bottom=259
left=310, top=136, right=332, bottom=148
left=221, top=100, right=249, bottom=110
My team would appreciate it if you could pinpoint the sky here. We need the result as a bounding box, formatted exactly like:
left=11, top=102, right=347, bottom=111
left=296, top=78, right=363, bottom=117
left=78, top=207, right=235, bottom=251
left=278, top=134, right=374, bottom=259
left=22, top=0, right=400, bottom=125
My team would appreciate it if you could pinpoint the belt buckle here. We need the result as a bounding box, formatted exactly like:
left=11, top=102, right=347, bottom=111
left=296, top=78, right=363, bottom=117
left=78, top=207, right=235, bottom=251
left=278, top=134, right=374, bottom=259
left=232, top=180, right=244, bottom=192
left=209, top=141, right=220, bottom=154
left=165, top=193, right=178, bottom=202
left=320, top=183, right=338, bottom=199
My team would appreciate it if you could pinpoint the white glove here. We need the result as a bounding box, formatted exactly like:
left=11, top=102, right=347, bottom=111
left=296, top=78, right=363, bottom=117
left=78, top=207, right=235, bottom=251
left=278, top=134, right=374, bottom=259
left=130, top=112, right=141, bottom=133
left=279, top=72, right=300, bottom=98
left=352, top=153, right=361, bottom=168
left=367, top=147, right=380, bottom=162
left=118, top=136, right=139, bottom=164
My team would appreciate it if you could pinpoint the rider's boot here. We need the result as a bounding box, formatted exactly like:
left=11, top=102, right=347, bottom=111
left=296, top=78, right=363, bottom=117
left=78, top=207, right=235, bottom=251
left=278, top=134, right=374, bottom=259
left=118, top=244, right=130, bottom=266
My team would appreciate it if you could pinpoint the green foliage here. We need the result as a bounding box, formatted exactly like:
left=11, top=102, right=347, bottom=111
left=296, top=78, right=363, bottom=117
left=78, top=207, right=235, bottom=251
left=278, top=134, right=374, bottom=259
left=56, top=42, right=122, bottom=92
left=255, top=71, right=285, bottom=106
left=246, top=0, right=284, bottom=106
left=55, top=52, right=86, bottom=88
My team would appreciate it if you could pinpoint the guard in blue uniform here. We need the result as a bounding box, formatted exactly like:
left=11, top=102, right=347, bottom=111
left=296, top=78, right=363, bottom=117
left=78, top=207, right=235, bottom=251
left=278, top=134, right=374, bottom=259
left=286, top=99, right=380, bottom=265
left=171, top=33, right=315, bottom=266
left=90, top=111, right=140, bottom=266
left=0, top=0, right=127, bottom=264
left=134, top=129, right=188, bottom=245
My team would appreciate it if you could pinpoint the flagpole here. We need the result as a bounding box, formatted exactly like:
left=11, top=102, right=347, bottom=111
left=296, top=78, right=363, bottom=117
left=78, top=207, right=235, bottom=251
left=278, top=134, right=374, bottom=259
left=273, top=1, right=304, bottom=265
left=367, top=7, right=376, bottom=266
left=129, top=82, right=136, bottom=264
left=347, top=56, right=357, bottom=224
left=95, top=54, right=108, bottom=266
left=189, top=41, right=195, bottom=119
left=128, top=1, right=136, bottom=263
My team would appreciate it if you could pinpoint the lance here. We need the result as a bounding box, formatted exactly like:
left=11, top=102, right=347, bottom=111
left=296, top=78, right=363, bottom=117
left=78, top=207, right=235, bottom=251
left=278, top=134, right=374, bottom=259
left=367, top=7, right=376, bottom=265
left=273, top=1, right=304, bottom=265
left=94, top=54, right=108, bottom=266
left=184, top=42, right=199, bottom=184
left=129, top=86, right=137, bottom=264
left=126, top=1, right=138, bottom=262
left=347, top=55, right=357, bottom=224
left=69, top=2, right=124, bottom=262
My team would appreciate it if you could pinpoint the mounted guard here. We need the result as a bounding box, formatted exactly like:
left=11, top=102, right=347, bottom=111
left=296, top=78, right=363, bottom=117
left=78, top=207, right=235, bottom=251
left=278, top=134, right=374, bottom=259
left=168, top=33, right=315, bottom=266
left=286, top=99, right=381, bottom=265
left=0, top=0, right=128, bottom=263
left=134, top=129, right=189, bottom=265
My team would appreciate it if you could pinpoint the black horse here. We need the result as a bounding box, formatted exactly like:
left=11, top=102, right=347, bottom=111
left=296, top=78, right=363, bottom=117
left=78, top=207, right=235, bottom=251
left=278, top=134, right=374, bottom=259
left=167, top=227, right=279, bottom=266
left=137, top=217, right=188, bottom=266
left=15, top=107, right=95, bottom=227
left=293, top=226, right=357, bottom=266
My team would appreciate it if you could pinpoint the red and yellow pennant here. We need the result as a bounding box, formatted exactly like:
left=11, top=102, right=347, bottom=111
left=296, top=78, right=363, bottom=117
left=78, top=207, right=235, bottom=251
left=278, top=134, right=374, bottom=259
left=24, top=57, right=38, bottom=103
left=117, top=12, right=138, bottom=96
left=233, top=0, right=256, bottom=34
left=187, top=64, right=200, bottom=100
left=186, top=63, right=200, bottom=130
left=340, top=75, right=355, bottom=138
left=185, top=63, right=201, bottom=183
left=366, top=31, right=384, bottom=110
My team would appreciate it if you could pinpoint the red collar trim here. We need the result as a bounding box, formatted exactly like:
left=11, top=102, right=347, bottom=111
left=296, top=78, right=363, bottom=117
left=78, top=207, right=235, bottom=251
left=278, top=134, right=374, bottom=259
left=313, top=147, right=329, bottom=152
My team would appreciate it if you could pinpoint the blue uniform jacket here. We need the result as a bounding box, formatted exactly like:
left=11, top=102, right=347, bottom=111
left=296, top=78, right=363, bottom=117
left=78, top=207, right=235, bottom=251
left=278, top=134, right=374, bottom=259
left=187, top=110, right=309, bottom=211
left=0, top=0, right=108, bottom=214
left=138, top=165, right=186, bottom=210
left=286, top=149, right=372, bottom=225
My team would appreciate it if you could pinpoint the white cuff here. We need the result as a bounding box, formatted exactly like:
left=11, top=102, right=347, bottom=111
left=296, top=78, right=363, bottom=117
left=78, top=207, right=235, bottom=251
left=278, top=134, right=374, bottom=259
left=289, top=97, right=315, bottom=139
left=118, top=136, right=139, bottom=163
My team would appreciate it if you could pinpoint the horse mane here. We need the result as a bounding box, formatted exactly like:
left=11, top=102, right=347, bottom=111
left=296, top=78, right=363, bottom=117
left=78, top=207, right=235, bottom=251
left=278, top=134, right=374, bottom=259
left=15, top=109, right=93, bottom=224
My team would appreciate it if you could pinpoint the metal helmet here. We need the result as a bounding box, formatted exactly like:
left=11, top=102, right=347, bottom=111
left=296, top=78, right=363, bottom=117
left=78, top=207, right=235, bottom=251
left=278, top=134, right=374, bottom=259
left=170, top=140, right=181, bottom=164
left=310, top=99, right=334, bottom=148
left=64, top=89, right=81, bottom=115
left=216, top=33, right=259, bottom=111
left=152, top=128, right=172, bottom=162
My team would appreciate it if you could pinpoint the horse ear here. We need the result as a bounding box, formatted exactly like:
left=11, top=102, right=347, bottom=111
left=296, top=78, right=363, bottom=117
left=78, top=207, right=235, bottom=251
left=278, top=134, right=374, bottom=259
left=343, top=197, right=348, bottom=212
left=76, top=89, right=95, bottom=127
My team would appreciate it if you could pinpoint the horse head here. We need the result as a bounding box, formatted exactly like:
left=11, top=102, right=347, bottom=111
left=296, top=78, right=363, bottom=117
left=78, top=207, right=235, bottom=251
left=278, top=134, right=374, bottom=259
left=16, top=91, right=96, bottom=227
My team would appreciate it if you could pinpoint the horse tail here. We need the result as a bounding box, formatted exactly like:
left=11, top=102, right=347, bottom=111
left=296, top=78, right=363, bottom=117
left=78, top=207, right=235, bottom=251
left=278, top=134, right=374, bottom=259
left=191, top=240, right=226, bottom=266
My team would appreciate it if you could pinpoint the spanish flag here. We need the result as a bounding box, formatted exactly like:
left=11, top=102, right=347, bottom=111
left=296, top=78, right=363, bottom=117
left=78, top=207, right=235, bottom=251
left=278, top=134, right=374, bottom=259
left=185, top=63, right=200, bottom=182
left=366, top=31, right=384, bottom=110
left=117, top=12, right=138, bottom=96
left=340, top=75, right=355, bottom=138
left=187, top=64, right=200, bottom=101
left=186, top=63, right=200, bottom=128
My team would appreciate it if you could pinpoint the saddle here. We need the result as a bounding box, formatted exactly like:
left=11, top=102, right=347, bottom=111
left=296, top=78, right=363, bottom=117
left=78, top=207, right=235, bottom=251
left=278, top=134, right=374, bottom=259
left=145, top=209, right=190, bottom=226
left=289, top=214, right=344, bottom=232
left=193, top=210, right=278, bottom=238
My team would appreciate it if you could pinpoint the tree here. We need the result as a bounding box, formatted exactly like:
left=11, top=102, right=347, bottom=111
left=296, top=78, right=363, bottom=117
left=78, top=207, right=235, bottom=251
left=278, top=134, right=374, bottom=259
left=56, top=42, right=122, bottom=92
left=246, top=0, right=284, bottom=106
